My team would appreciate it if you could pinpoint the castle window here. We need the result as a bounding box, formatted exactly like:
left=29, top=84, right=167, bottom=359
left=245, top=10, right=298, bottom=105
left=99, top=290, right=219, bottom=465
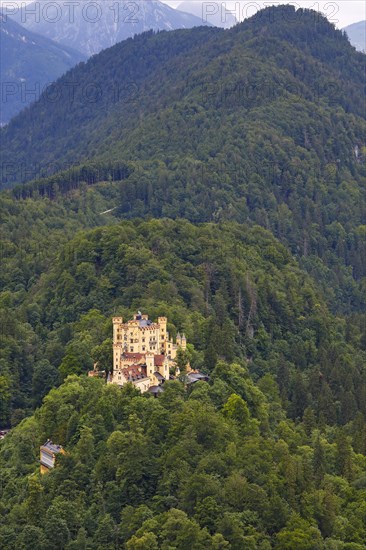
left=142, top=347, right=145, bottom=351
left=130, top=348, right=133, bottom=352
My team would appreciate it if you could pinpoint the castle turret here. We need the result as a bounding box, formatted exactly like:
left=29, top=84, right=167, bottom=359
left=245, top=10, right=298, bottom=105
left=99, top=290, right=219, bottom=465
left=158, top=317, right=167, bottom=333
left=181, top=333, right=187, bottom=351
left=146, top=352, right=155, bottom=379
left=113, top=317, right=123, bottom=343
left=158, top=316, right=167, bottom=352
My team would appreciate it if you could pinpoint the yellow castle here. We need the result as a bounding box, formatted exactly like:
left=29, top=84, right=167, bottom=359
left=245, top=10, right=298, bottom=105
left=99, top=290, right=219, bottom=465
left=109, top=312, right=187, bottom=393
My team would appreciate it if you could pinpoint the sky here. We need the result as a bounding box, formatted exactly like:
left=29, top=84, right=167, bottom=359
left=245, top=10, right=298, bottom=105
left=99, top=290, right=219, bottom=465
left=163, top=1, right=366, bottom=28
left=1, top=0, right=364, bottom=28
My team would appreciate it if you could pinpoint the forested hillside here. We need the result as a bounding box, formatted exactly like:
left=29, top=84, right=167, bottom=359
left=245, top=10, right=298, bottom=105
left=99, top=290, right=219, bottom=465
left=1, top=212, right=366, bottom=429
left=0, top=6, right=366, bottom=549
left=2, top=372, right=366, bottom=549
left=2, top=6, right=364, bottom=174
left=2, top=6, right=365, bottom=311
left=1, top=218, right=366, bottom=549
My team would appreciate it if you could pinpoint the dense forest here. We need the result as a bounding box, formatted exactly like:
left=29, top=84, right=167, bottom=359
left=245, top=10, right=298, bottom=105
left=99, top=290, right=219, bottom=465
left=0, top=5, right=365, bottom=549
left=2, top=372, right=366, bottom=549
left=1, top=218, right=366, bottom=547
left=2, top=7, right=365, bottom=310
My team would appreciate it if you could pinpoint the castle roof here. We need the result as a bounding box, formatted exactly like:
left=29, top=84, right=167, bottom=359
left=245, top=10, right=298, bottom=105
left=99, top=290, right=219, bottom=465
left=41, top=440, right=63, bottom=454
left=120, top=352, right=166, bottom=367
left=122, top=352, right=145, bottom=362
left=154, top=355, right=165, bottom=367
left=148, top=385, right=164, bottom=394
left=122, top=364, right=148, bottom=381
left=138, top=319, right=153, bottom=327
left=186, top=372, right=209, bottom=385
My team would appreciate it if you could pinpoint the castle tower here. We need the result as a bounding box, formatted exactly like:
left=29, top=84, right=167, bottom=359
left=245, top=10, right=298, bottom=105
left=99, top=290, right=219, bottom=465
left=181, top=333, right=187, bottom=351
left=146, top=352, right=155, bottom=381
left=113, top=343, right=122, bottom=372
left=112, top=317, right=123, bottom=371
left=112, top=317, right=123, bottom=343
left=158, top=317, right=167, bottom=333
left=158, top=316, right=167, bottom=352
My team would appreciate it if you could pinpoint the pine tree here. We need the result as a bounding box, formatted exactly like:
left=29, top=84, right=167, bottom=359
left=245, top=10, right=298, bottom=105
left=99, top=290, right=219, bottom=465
left=313, top=434, right=326, bottom=484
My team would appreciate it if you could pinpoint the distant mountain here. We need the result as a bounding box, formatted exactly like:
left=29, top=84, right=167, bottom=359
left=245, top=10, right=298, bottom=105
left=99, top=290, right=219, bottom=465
left=11, top=0, right=211, bottom=56
left=0, top=12, right=85, bottom=124
left=2, top=5, right=365, bottom=312
left=343, top=20, right=365, bottom=52
left=2, top=5, right=364, bottom=179
left=177, top=0, right=237, bottom=28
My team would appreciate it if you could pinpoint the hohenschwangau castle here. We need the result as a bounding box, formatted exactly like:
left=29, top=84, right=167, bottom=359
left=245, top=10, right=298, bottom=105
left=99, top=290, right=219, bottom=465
left=108, top=312, right=188, bottom=393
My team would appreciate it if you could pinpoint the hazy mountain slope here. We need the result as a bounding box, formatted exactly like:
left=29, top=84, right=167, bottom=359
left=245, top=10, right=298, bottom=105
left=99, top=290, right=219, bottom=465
left=343, top=20, right=365, bottom=52
left=0, top=25, right=221, bottom=175
left=178, top=0, right=237, bottom=28
left=10, top=0, right=211, bottom=56
left=0, top=12, right=85, bottom=124
left=1, top=6, right=365, bottom=311
left=2, top=7, right=364, bottom=180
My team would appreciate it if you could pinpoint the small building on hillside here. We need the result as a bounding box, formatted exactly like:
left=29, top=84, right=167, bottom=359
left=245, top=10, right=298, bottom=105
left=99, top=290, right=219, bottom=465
left=186, top=371, right=210, bottom=386
left=40, top=440, right=65, bottom=474
left=108, top=312, right=188, bottom=393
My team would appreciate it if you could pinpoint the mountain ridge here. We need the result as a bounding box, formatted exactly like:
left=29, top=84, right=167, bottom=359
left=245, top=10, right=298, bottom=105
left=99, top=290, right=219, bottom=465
left=9, top=0, right=212, bottom=56
left=177, top=0, right=237, bottom=28
left=2, top=6, right=364, bottom=182
left=0, top=11, right=85, bottom=124
left=343, top=20, right=365, bottom=52
left=1, top=6, right=365, bottom=313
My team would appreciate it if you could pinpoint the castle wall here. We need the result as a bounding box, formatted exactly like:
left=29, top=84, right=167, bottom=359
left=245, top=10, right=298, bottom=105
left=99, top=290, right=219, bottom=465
left=111, top=313, right=187, bottom=392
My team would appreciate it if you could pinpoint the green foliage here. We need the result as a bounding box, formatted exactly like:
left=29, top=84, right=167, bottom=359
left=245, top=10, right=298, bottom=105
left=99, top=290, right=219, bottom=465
left=1, top=7, right=365, bottom=311
left=0, top=6, right=365, bottom=547
left=0, top=217, right=365, bottom=428
left=1, top=373, right=365, bottom=548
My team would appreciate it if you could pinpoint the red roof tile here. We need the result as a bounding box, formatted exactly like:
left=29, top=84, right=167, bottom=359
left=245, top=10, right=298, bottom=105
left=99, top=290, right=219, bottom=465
left=122, top=364, right=147, bottom=380
left=123, top=352, right=145, bottom=360
left=154, top=355, right=165, bottom=367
